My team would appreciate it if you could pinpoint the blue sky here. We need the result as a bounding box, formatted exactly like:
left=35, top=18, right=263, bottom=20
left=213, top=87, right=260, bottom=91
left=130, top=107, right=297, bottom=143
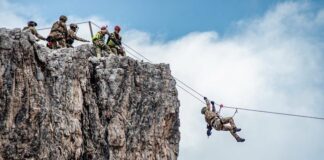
left=2, top=0, right=324, bottom=160
left=12, top=0, right=324, bottom=40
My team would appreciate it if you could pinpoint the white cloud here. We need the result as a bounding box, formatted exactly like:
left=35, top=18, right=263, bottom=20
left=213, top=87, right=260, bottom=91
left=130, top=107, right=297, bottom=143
left=122, top=2, right=324, bottom=160
left=0, top=0, right=27, bottom=28
left=1, top=0, right=324, bottom=159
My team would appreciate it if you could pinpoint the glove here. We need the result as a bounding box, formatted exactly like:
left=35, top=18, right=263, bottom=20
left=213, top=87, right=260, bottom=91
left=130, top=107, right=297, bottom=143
left=220, top=104, right=224, bottom=108
left=211, top=101, right=215, bottom=105
left=203, top=97, right=207, bottom=100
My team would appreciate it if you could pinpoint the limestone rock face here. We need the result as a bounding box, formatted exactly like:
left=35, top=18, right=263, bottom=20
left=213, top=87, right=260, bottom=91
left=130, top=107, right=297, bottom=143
left=0, top=28, right=180, bottom=160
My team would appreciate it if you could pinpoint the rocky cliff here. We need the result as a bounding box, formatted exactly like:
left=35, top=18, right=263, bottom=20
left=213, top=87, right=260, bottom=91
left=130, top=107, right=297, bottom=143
left=0, top=28, right=180, bottom=160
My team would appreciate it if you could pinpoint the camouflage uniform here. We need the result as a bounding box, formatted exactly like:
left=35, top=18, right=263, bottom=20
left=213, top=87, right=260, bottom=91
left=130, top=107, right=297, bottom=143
left=66, top=29, right=89, bottom=48
left=92, top=31, right=110, bottom=58
left=48, top=21, right=68, bottom=49
left=107, top=32, right=125, bottom=56
left=202, top=98, right=243, bottom=142
left=23, top=26, right=46, bottom=41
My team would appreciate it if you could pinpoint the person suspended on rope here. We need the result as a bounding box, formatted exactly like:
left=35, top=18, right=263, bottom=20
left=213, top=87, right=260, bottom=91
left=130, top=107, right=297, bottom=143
left=47, top=15, right=68, bottom=49
left=201, top=97, right=245, bottom=142
left=23, top=21, right=46, bottom=41
left=107, top=25, right=126, bottom=56
left=66, top=23, right=90, bottom=48
left=92, top=25, right=111, bottom=58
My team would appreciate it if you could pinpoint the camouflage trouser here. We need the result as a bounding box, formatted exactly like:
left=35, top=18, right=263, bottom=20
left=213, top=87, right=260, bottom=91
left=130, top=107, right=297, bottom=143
left=66, top=43, right=73, bottom=48
left=211, top=117, right=241, bottom=141
left=66, top=39, right=74, bottom=48
left=48, top=32, right=66, bottom=49
left=109, top=45, right=126, bottom=56
left=57, top=39, right=66, bottom=48
left=93, top=40, right=111, bottom=58
left=109, top=46, right=118, bottom=55
left=221, top=117, right=241, bottom=140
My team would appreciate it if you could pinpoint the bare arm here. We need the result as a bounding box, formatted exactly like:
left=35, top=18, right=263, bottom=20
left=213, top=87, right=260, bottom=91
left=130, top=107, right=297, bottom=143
left=68, top=30, right=89, bottom=42
left=31, top=27, right=46, bottom=40
left=75, top=35, right=89, bottom=42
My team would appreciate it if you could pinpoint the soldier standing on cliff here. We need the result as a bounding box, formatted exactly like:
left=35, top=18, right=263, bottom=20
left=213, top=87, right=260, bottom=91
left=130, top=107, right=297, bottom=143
left=47, top=15, right=68, bottom=49
left=201, top=97, right=245, bottom=142
left=22, top=21, right=46, bottom=41
left=66, top=23, right=90, bottom=48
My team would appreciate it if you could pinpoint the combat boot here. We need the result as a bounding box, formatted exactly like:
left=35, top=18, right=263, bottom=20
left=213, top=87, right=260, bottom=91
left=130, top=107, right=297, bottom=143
left=233, top=127, right=241, bottom=133
left=236, top=138, right=245, bottom=142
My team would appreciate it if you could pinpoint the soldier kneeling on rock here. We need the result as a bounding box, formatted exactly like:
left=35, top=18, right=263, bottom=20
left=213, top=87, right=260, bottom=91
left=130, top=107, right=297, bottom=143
left=107, top=25, right=126, bottom=56
left=92, top=26, right=111, bottom=58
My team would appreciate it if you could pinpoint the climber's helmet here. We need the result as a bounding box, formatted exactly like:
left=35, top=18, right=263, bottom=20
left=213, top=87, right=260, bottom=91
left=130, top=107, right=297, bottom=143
left=59, top=15, right=68, bottom=22
left=101, top=26, right=108, bottom=34
left=114, top=25, right=121, bottom=33
left=28, top=21, right=37, bottom=27
left=70, top=23, right=78, bottom=31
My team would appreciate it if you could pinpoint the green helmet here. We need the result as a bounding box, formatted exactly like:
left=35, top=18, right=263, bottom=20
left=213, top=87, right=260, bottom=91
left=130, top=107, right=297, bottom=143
left=59, top=15, right=67, bottom=22
left=201, top=107, right=207, bottom=114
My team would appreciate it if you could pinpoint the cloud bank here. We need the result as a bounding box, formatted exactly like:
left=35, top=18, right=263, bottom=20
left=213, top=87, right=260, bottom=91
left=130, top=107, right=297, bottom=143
left=123, top=2, right=324, bottom=160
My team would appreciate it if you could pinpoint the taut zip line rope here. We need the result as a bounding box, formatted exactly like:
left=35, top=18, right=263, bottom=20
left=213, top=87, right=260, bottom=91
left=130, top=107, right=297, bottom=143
left=122, top=43, right=324, bottom=121
left=37, top=21, right=324, bottom=121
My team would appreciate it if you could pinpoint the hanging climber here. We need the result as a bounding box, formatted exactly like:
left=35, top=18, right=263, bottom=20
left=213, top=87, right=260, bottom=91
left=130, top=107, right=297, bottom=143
left=22, top=21, right=46, bottom=41
left=92, top=26, right=111, bottom=58
left=47, top=15, right=68, bottom=49
left=201, top=97, right=245, bottom=142
left=66, top=23, right=90, bottom=48
left=107, top=25, right=126, bottom=56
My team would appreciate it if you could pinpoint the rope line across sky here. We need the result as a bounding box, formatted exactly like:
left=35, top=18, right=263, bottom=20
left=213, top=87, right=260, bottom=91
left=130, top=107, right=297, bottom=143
left=36, top=21, right=324, bottom=121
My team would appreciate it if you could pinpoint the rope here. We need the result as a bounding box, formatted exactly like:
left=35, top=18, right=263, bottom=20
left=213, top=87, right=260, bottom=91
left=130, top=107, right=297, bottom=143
left=122, top=43, right=153, bottom=63
left=121, top=39, right=324, bottom=121
left=122, top=43, right=207, bottom=102
left=90, top=21, right=324, bottom=121
left=124, top=48, right=142, bottom=61
left=123, top=45, right=204, bottom=103
left=37, top=21, right=324, bottom=121
left=222, top=105, right=324, bottom=120
left=176, top=84, right=205, bottom=104
left=90, top=22, right=101, bottom=29
left=122, top=42, right=206, bottom=98
left=37, top=21, right=90, bottom=31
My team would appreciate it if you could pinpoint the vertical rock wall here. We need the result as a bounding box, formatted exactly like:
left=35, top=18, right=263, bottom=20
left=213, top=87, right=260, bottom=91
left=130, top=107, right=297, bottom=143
left=0, top=28, right=180, bottom=160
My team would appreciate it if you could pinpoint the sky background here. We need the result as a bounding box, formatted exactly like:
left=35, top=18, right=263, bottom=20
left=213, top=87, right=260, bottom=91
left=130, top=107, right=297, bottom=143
left=1, top=0, right=324, bottom=160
